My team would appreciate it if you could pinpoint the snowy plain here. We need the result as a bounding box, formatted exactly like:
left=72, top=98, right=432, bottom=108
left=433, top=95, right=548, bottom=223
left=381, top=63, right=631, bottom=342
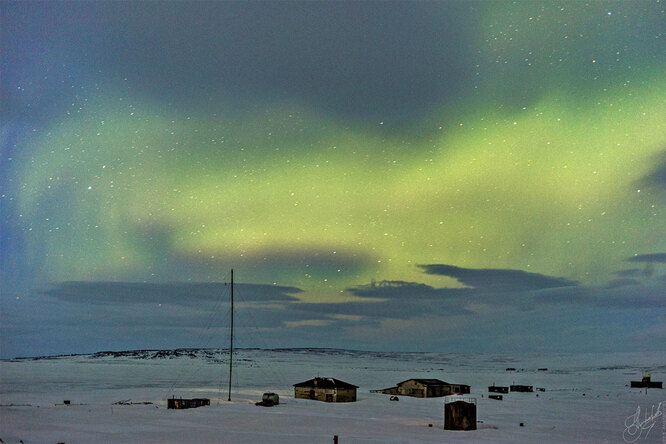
left=1, top=348, right=665, bottom=443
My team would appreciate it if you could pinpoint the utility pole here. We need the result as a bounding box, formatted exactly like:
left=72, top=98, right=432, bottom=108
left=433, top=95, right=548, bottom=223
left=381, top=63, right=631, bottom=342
left=228, top=269, right=234, bottom=402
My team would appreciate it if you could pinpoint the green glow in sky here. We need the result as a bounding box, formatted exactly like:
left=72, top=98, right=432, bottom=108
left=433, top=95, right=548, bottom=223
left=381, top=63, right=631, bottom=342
left=16, top=72, right=665, bottom=296
left=2, top=0, right=664, bottom=356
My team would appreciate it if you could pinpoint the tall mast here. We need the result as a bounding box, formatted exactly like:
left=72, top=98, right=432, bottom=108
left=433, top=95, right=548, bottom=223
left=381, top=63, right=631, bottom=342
left=228, top=268, right=234, bottom=402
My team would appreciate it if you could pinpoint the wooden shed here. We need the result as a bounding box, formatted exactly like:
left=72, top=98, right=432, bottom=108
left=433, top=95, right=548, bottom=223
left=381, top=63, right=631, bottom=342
left=631, top=372, right=663, bottom=389
left=376, top=379, right=470, bottom=398
left=444, top=395, right=477, bottom=431
left=167, top=397, right=210, bottom=409
left=293, top=377, right=358, bottom=402
left=488, top=385, right=509, bottom=394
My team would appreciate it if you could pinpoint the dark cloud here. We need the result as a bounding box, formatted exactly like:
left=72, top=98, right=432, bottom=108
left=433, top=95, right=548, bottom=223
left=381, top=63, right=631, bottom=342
left=296, top=263, right=661, bottom=322
left=637, top=150, right=666, bottom=190
left=604, top=278, right=640, bottom=289
left=294, top=299, right=473, bottom=320
left=2, top=290, right=320, bottom=357
left=43, top=281, right=301, bottom=306
left=614, top=269, right=641, bottom=277
left=626, top=253, right=666, bottom=263
left=169, top=247, right=374, bottom=286
left=347, top=280, right=467, bottom=300
left=418, top=264, right=578, bottom=292
left=236, top=247, right=373, bottom=279
left=535, top=282, right=666, bottom=310
left=2, top=1, right=474, bottom=126
left=7, top=267, right=665, bottom=357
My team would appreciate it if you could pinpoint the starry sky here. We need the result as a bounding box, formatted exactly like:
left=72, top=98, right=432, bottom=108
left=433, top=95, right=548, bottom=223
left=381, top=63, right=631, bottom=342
left=1, top=1, right=665, bottom=358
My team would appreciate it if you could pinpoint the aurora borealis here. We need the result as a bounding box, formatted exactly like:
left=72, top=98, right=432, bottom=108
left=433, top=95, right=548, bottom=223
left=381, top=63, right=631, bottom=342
left=1, top=1, right=665, bottom=358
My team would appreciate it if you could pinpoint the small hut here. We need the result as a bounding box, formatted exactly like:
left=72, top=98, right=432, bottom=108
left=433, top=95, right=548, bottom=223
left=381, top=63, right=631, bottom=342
left=256, top=392, right=280, bottom=406
left=510, top=385, right=533, bottom=392
left=444, top=395, right=477, bottom=431
left=167, top=397, right=210, bottom=409
left=488, top=385, right=509, bottom=394
left=376, top=379, right=470, bottom=398
left=294, top=377, right=358, bottom=402
left=631, top=372, right=663, bottom=389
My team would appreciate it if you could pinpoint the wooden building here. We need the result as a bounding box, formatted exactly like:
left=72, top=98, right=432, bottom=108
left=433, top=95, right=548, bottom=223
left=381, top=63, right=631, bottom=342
left=256, top=392, right=280, bottom=406
left=376, top=379, right=470, bottom=398
left=488, top=385, right=509, bottom=394
left=510, top=385, right=533, bottom=392
left=631, top=372, right=663, bottom=389
left=444, top=395, right=477, bottom=431
left=167, top=397, right=210, bottom=409
left=293, top=377, right=358, bottom=402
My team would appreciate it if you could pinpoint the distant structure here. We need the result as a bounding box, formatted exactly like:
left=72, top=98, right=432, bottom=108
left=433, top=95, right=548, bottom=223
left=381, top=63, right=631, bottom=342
left=488, top=385, right=509, bottom=394
left=294, top=377, right=358, bottom=402
left=256, top=392, right=280, bottom=407
left=444, top=395, right=477, bottom=431
left=510, top=385, right=533, bottom=392
left=167, top=397, right=210, bottom=409
left=375, top=379, right=470, bottom=398
left=630, top=372, right=663, bottom=389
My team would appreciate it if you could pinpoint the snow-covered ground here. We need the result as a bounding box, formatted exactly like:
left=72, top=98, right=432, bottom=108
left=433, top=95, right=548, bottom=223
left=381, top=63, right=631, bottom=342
left=1, top=349, right=665, bottom=443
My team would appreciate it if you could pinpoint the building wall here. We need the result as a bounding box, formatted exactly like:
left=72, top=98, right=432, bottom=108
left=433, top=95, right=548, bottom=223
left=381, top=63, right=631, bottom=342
left=294, top=387, right=357, bottom=402
left=378, top=387, right=400, bottom=395
left=488, top=386, right=509, bottom=394
left=335, top=388, right=357, bottom=402
left=167, top=398, right=210, bottom=409
left=427, top=385, right=453, bottom=397
left=398, top=380, right=427, bottom=397
left=295, top=386, right=319, bottom=400
left=386, top=380, right=471, bottom=398
left=444, top=400, right=477, bottom=431
left=450, top=385, right=471, bottom=394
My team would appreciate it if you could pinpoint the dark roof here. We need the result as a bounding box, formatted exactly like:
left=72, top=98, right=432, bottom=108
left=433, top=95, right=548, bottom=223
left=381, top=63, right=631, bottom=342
left=293, top=377, right=358, bottom=389
left=397, top=378, right=448, bottom=386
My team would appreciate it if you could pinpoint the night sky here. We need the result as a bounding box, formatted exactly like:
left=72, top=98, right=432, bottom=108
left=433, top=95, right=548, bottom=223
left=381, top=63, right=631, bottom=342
left=1, top=1, right=664, bottom=358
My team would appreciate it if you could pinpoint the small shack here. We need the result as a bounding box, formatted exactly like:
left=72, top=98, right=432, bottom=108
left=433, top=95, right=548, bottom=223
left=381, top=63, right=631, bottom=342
left=376, top=379, right=470, bottom=398
left=631, top=372, right=663, bottom=389
left=444, top=395, right=477, bottom=431
left=294, top=377, right=358, bottom=402
left=488, top=385, right=509, bottom=394
left=167, top=397, right=210, bottom=409
left=510, top=385, right=533, bottom=392
left=256, top=392, right=280, bottom=406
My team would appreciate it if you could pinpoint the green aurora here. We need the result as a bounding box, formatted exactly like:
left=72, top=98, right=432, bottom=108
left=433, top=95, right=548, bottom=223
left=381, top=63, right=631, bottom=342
left=2, top=0, right=664, bottom=356
left=15, top=74, right=666, bottom=292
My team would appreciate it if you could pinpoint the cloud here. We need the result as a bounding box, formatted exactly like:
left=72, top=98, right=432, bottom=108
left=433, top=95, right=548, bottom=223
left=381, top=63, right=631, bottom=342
left=626, top=253, right=666, bottom=263
left=284, top=319, right=331, bottom=328
left=6, top=264, right=666, bottom=357
left=43, top=281, right=301, bottom=306
left=293, top=300, right=469, bottom=321
left=346, top=280, right=467, bottom=300
left=4, top=1, right=473, bottom=125
left=417, top=264, right=578, bottom=292
left=295, top=261, right=663, bottom=324
left=614, top=269, right=641, bottom=277
left=637, top=150, right=666, bottom=190
left=604, top=278, right=640, bottom=289
left=534, top=281, right=666, bottom=310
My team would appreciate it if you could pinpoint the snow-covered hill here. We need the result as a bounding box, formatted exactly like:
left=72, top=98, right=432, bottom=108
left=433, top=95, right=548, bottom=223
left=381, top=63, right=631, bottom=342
left=1, top=349, right=664, bottom=443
